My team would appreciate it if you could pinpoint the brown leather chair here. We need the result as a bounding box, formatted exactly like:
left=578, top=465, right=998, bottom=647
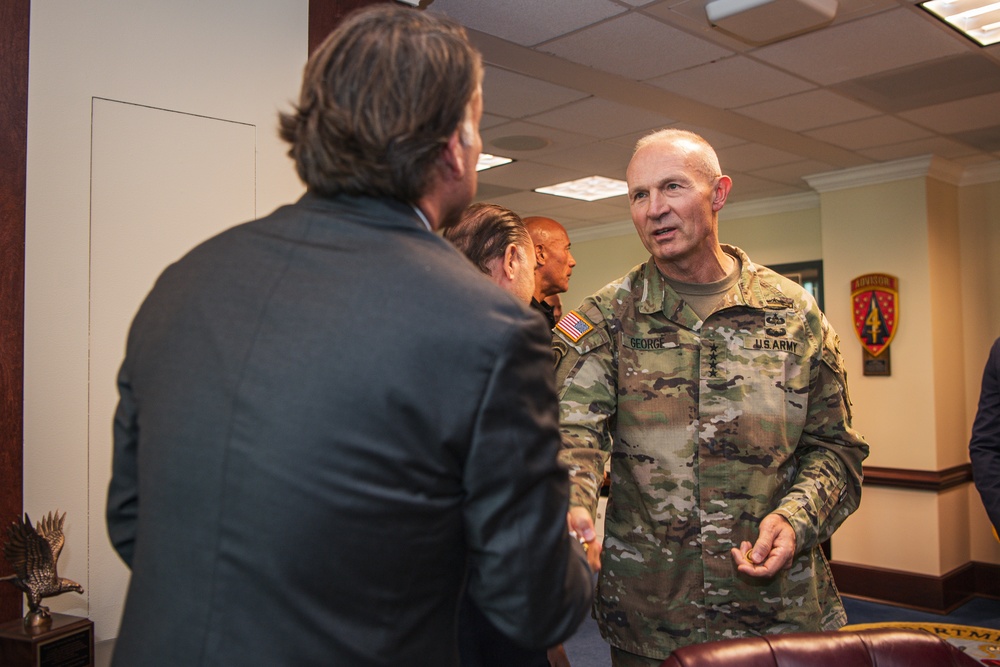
left=659, top=627, right=982, bottom=666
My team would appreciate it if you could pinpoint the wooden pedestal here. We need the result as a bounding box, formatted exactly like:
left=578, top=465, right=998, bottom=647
left=0, top=613, right=94, bottom=667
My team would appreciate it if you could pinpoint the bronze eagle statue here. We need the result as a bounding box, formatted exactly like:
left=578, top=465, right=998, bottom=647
left=1, top=511, right=84, bottom=626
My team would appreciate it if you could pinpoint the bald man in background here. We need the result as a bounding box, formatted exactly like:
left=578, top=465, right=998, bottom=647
left=524, top=216, right=576, bottom=329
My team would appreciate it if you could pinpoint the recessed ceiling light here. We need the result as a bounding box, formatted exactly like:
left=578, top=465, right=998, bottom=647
left=534, top=176, right=629, bottom=202
left=476, top=153, right=513, bottom=172
left=920, top=0, right=1000, bottom=46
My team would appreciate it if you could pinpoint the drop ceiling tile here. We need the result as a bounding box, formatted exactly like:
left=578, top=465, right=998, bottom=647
left=952, top=126, right=1000, bottom=153
left=536, top=197, right=631, bottom=223
left=477, top=159, right=586, bottom=190
left=735, top=89, right=880, bottom=132
left=753, top=9, right=967, bottom=85
left=482, top=120, right=595, bottom=159
left=525, top=97, right=672, bottom=139
left=480, top=113, right=508, bottom=131
left=726, top=172, right=804, bottom=199
left=539, top=12, right=731, bottom=80
left=804, top=114, right=934, bottom=149
left=609, top=123, right=750, bottom=152
left=534, top=140, right=634, bottom=178
left=647, top=56, right=815, bottom=108
left=749, top=159, right=841, bottom=186
left=426, top=0, right=626, bottom=47
left=715, top=143, right=803, bottom=171
left=857, top=136, right=980, bottom=162
left=482, top=66, right=590, bottom=119
left=669, top=124, right=750, bottom=150
left=899, top=92, right=1000, bottom=134
left=474, top=182, right=521, bottom=201
left=830, top=54, right=1000, bottom=113
left=483, top=190, right=583, bottom=217
left=475, top=190, right=603, bottom=230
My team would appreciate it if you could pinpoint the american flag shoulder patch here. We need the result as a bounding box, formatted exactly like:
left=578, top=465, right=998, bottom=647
left=555, top=310, right=594, bottom=343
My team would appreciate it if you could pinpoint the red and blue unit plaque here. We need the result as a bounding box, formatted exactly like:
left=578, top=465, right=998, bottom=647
left=851, top=273, right=898, bottom=358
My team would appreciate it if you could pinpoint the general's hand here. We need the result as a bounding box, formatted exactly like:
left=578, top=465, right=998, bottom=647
left=567, top=507, right=602, bottom=572
left=730, top=513, right=796, bottom=577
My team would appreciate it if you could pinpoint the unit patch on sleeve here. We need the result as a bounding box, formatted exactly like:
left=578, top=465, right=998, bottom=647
left=555, top=310, right=594, bottom=343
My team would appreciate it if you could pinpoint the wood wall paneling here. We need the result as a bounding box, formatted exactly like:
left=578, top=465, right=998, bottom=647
left=832, top=561, right=1000, bottom=613
left=863, top=464, right=973, bottom=492
left=0, top=0, right=29, bottom=623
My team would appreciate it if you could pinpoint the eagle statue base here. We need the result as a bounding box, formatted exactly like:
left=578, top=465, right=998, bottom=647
left=1, top=513, right=92, bottom=666
left=0, top=612, right=94, bottom=667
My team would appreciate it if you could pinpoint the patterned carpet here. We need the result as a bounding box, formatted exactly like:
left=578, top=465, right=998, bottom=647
left=562, top=595, right=1000, bottom=667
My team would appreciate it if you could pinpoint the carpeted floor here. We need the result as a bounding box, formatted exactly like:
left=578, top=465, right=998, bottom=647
left=561, top=595, right=1000, bottom=667
left=841, top=595, right=1000, bottom=630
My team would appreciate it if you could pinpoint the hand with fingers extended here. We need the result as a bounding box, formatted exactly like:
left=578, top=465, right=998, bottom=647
left=567, top=506, right=602, bottom=573
left=730, top=513, right=797, bottom=578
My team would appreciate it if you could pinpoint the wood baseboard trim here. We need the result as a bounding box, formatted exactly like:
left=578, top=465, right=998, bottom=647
left=863, top=463, right=973, bottom=492
left=831, top=560, right=1000, bottom=612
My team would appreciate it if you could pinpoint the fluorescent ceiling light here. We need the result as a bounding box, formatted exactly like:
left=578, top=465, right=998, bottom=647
left=920, top=0, right=1000, bottom=46
left=476, top=153, right=513, bottom=172
left=534, top=176, right=629, bottom=202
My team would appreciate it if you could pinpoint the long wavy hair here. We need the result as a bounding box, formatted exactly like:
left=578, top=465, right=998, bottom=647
left=278, top=5, right=482, bottom=203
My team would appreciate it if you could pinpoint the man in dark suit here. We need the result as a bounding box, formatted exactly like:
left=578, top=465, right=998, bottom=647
left=105, top=6, right=593, bottom=666
left=971, top=337, right=1000, bottom=533
left=445, top=204, right=573, bottom=667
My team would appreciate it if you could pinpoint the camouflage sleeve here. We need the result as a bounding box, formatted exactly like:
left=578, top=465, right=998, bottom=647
left=552, top=305, right=614, bottom=520
left=773, top=324, right=869, bottom=551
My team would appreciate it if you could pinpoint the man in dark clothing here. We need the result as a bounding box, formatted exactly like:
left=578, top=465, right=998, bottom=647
left=106, top=7, right=593, bottom=666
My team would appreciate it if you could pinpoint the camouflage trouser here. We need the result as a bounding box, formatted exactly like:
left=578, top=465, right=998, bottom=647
left=609, top=646, right=663, bottom=667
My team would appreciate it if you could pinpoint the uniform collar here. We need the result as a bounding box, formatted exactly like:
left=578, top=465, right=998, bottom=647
left=637, top=245, right=771, bottom=323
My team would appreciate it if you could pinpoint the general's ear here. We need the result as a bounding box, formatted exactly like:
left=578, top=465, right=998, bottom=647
left=712, top=175, right=733, bottom=212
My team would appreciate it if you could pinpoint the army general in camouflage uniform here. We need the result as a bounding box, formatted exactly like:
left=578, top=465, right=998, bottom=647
left=555, top=129, right=869, bottom=666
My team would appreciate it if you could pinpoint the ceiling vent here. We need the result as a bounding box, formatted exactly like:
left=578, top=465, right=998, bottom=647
left=705, top=0, right=838, bottom=45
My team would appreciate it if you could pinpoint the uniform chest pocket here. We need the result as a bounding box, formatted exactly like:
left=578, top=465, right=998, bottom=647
left=716, top=335, right=811, bottom=424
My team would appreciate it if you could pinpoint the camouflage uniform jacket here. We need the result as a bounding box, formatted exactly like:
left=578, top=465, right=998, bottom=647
left=553, top=245, right=869, bottom=659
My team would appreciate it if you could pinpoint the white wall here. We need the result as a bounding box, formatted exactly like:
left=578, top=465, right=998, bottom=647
left=24, top=0, right=307, bottom=642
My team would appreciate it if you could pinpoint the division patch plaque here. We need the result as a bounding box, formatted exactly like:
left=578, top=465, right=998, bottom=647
left=851, top=273, right=898, bottom=375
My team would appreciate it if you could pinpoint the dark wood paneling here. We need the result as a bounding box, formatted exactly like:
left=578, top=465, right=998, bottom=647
left=309, top=0, right=390, bottom=54
left=832, top=560, right=1000, bottom=613
left=863, top=464, right=973, bottom=492
left=0, top=0, right=29, bottom=623
left=974, top=561, right=1000, bottom=599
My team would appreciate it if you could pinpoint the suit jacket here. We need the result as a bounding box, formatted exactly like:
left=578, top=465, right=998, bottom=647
left=971, top=337, right=1000, bottom=531
left=106, top=193, right=592, bottom=666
